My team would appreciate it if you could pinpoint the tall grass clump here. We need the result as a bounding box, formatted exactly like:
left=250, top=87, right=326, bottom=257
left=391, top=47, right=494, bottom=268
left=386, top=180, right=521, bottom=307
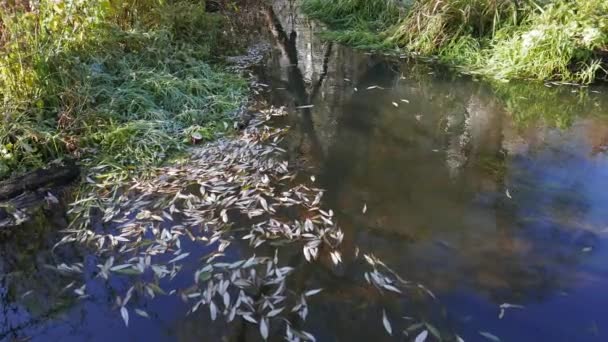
left=388, top=0, right=519, bottom=55
left=301, top=0, right=404, bottom=49
left=485, top=0, right=608, bottom=83
left=0, top=0, right=247, bottom=179
left=304, top=0, right=608, bottom=83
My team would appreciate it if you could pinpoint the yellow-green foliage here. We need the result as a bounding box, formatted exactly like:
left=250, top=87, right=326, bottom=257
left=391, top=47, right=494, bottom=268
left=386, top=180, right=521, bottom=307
left=304, top=0, right=608, bottom=83
left=486, top=0, right=608, bottom=82
left=389, top=0, right=518, bottom=55
left=301, top=0, right=402, bottom=49
left=0, top=0, right=247, bottom=178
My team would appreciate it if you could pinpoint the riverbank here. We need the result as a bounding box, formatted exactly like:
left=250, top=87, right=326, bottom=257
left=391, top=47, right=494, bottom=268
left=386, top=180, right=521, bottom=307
left=1, top=3, right=440, bottom=341
left=0, top=0, right=248, bottom=181
left=302, top=0, right=608, bottom=84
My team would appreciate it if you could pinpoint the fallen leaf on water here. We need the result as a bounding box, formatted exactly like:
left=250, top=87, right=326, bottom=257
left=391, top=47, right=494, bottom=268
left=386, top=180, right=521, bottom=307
left=499, top=302, right=524, bottom=319
left=260, top=317, right=269, bottom=340
left=415, top=330, right=428, bottom=342
left=425, top=322, right=441, bottom=339
left=168, top=252, right=190, bottom=264
left=135, top=309, right=149, bottom=318
left=479, top=331, right=501, bottom=342
left=120, top=307, right=129, bottom=327
left=305, top=288, right=323, bottom=297
left=382, top=310, right=392, bottom=335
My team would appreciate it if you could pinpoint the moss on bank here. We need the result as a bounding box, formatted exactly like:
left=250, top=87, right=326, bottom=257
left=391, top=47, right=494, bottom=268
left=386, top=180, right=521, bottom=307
left=302, top=0, right=608, bottom=84
left=0, top=0, right=248, bottom=180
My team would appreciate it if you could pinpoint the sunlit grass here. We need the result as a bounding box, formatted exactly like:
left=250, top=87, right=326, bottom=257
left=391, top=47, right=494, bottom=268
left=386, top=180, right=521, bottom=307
left=303, top=0, right=608, bottom=84
left=0, top=0, right=247, bottom=179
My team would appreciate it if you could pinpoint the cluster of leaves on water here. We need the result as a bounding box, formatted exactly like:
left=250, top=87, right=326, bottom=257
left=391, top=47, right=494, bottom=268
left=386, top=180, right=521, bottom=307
left=302, top=0, right=608, bottom=84
left=48, top=109, right=450, bottom=341
left=0, top=0, right=247, bottom=179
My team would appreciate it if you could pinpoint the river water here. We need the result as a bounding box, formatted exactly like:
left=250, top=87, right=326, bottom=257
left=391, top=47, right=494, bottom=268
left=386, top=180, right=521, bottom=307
left=2, top=2, right=608, bottom=341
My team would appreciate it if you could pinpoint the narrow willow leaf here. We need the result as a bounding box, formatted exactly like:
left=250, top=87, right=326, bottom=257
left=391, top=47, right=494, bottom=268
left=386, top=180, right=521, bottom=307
left=415, top=330, right=428, bottom=342
left=135, top=309, right=149, bottom=318
left=424, top=323, right=440, bottom=340
left=168, top=252, right=190, bottom=264
left=382, top=310, right=392, bottom=335
left=120, top=307, right=129, bottom=327
left=260, top=317, right=269, bottom=340
left=242, top=314, right=257, bottom=324
left=267, top=307, right=284, bottom=317
left=304, top=288, right=323, bottom=297
left=209, top=300, right=218, bottom=321
left=479, top=331, right=501, bottom=342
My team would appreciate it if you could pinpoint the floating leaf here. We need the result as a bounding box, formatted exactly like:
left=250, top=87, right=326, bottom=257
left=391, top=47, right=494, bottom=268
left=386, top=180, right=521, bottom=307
left=209, top=300, right=218, bottom=321
left=382, top=310, right=392, bottom=335
left=415, top=330, right=428, bottom=342
left=242, top=314, right=257, bottom=324
left=479, top=331, right=501, bottom=342
left=168, top=252, right=190, bottom=264
left=135, top=309, right=149, bottom=318
left=260, top=317, right=269, bottom=340
left=424, top=322, right=440, bottom=340
left=120, top=307, right=129, bottom=327
left=267, top=307, right=284, bottom=317
left=305, top=288, right=323, bottom=297
left=198, top=271, right=212, bottom=282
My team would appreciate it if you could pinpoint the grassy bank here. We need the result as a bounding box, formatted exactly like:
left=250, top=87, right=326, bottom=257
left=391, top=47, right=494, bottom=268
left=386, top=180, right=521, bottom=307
left=302, top=0, right=608, bottom=84
left=0, top=0, right=247, bottom=180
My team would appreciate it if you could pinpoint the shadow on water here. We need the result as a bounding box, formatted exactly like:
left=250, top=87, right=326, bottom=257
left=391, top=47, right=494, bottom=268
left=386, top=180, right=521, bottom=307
left=3, top=0, right=608, bottom=341
left=258, top=1, right=608, bottom=341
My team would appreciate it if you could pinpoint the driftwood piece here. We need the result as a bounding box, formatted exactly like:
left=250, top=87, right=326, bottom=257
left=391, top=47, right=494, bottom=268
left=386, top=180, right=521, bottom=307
left=0, top=162, right=79, bottom=201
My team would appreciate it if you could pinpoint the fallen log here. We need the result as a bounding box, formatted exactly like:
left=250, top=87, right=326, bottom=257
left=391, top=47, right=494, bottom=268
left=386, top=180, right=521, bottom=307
left=0, top=162, right=80, bottom=201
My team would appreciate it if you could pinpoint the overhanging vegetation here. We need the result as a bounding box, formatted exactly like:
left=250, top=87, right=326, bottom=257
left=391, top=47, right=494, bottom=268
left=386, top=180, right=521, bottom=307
left=0, top=0, right=247, bottom=180
left=302, top=0, right=608, bottom=84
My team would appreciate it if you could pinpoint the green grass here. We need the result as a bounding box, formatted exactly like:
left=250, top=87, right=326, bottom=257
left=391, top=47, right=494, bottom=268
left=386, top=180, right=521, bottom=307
left=302, top=0, right=608, bottom=83
left=301, top=0, right=403, bottom=50
left=0, top=0, right=248, bottom=179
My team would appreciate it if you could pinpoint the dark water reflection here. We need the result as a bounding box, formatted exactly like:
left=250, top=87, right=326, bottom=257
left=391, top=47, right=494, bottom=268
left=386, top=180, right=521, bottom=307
left=3, top=1, right=608, bottom=341
left=259, top=1, right=608, bottom=341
